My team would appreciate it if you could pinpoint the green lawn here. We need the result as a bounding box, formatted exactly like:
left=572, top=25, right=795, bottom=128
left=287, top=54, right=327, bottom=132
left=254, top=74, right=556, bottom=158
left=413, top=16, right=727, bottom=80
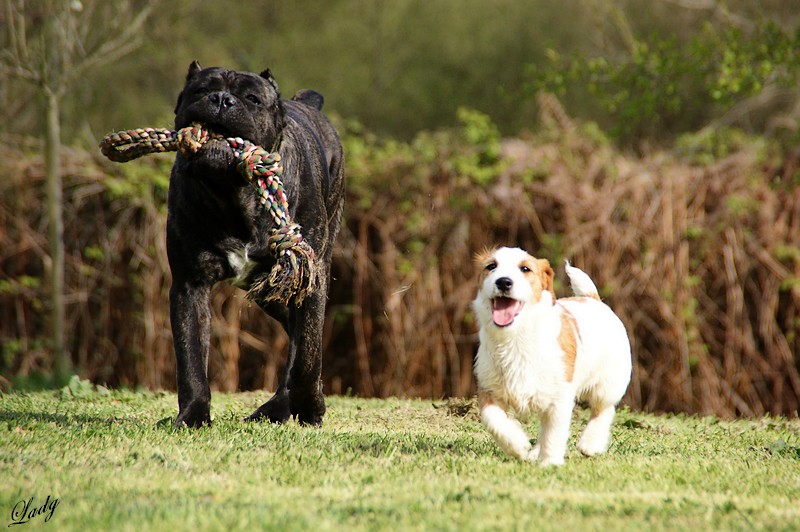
left=2, top=383, right=799, bottom=531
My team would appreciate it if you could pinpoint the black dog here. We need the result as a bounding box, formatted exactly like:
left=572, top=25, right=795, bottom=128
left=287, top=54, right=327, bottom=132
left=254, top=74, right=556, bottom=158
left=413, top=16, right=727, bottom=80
left=166, top=61, right=344, bottom=427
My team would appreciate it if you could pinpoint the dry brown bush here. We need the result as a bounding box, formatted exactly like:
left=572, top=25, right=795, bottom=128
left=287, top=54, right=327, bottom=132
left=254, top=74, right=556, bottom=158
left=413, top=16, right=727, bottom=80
left=1, top=103, right=798, bottom=417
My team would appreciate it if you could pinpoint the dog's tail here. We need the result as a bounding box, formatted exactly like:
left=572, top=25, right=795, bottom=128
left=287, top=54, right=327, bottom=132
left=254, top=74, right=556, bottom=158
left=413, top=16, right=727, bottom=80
left=565, top=261, right=601, bottom=301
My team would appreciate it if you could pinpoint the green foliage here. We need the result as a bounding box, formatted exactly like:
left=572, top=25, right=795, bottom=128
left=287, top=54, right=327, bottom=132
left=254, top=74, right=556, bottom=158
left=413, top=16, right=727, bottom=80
left=452, top=107, right=504, bottom=187
left=675, top=127, right=768, bottom=165
left=2, top=1, right=797, bottom=149
left=342, top=106, right=504, bottom=212
left=1, top=391, right=799, bottom=530
left=774, top=245, right=800, bottom=264
left=3, top=0, right=585, bottom=143
left=0, top=275, right=41, bottom=295
left=530, top=20, right=800, bottom=145
left=708, top=22, right=800, bottom=102
left=102, top=156, right=171, bottom=206
left=59, top=375, right=110, bottom=400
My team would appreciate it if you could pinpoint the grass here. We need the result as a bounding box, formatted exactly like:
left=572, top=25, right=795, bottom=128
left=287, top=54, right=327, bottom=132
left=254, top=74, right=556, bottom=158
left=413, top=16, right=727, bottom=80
left=2, top=385, right=799, bottom=531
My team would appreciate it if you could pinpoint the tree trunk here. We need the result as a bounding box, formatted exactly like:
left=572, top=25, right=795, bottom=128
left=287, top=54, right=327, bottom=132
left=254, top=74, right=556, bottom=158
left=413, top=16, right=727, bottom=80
left=44, top=88, right=68, bottom=380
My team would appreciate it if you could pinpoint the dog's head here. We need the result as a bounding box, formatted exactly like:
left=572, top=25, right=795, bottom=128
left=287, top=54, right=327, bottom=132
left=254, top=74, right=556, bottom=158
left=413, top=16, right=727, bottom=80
left=472, top=247, right=555, bottom=328
left=173, top=61, right=285, bottom=174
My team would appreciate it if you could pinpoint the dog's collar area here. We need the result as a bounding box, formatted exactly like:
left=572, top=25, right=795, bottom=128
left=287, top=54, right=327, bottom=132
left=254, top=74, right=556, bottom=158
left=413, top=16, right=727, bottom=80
left=491, top=297, right=523, bottom=327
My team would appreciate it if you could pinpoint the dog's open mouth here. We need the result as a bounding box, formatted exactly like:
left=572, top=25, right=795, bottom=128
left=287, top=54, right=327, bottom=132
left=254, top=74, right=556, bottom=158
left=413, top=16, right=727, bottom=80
left=491, top=297, right=523, bottom=327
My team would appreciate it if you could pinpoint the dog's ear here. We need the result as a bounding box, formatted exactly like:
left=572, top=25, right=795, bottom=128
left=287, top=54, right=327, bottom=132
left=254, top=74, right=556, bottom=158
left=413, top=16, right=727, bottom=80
left=259, top=68, right=281, bottom=96
left=187, top=60, right=203, bottom=81
left=538, top=259, right=556, bottom=301
left=175, top=61, right=204, bottom=116
left=292, top=89, right=325, bottom=111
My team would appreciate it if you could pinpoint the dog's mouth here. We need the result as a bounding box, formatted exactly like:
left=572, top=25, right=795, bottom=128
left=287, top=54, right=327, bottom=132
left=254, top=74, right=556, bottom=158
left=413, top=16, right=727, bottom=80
left=491, top=297, right=523, bottom=327
left=181, top=112, right=251, bottom=141
left=192, top=121, right=238, bottom=141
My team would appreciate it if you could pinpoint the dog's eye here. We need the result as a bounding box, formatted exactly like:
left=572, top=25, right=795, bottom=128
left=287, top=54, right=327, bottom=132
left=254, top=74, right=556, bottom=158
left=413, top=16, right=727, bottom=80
left=485, top=262, right=497, bottom=271
left=246, top=94, right=261, bottom=105
left=520, top=266, right=531, bottom=273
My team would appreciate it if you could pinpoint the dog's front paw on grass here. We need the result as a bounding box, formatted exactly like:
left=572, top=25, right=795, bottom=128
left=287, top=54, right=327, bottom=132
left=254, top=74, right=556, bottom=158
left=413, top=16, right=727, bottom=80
left=538, top=455, right=566, bottom=467
left=246, top=392, right=291, bottom=424
left=577, top=439, right=610, bottom=457
left=174, top=401, right=211, bottom=428
left=523, top=444, right=541, bottom=462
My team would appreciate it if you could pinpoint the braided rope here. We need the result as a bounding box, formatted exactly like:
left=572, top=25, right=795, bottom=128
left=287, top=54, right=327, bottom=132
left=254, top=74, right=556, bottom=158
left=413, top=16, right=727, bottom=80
left=99, top=125, right=318, bottom=305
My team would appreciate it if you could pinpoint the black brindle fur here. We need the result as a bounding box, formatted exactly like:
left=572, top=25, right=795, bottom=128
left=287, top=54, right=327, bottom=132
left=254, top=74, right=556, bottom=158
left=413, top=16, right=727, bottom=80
left=166, top=61, right=344, bottom=427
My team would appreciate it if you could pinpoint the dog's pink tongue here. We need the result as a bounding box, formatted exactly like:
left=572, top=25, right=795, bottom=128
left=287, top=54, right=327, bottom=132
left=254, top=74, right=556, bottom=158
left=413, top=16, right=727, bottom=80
left=492, top=297, right=521, bottom=327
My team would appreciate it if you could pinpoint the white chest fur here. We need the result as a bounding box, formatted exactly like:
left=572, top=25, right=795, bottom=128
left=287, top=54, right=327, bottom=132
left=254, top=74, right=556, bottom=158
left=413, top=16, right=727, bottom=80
left=474, top=311, right=567, bottom=419
left=226, top=246, right=258, bottom=288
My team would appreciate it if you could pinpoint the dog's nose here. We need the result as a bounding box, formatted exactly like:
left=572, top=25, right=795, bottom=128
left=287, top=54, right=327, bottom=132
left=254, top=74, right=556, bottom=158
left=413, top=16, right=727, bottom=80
left=495, top=277, right=513, bottom=292
left=209, top=91, right=237, bottom=110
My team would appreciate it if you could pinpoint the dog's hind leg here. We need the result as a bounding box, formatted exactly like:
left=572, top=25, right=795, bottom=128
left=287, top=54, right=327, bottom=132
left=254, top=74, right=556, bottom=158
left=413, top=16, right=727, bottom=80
left=247, top=289, right=328, bottom=426
left=246, top=300, right=292, bottom=424
left=285, top=289, right=328, bottom=425
left=478, top=393, right=538, bottom=462
left=577, top=403, right=616, bottom=456
left=170, top=281, right=213, bottom=428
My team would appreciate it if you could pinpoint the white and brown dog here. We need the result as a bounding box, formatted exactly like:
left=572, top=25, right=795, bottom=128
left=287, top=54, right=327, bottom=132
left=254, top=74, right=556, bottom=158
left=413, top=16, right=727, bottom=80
left=472, top=247, right=631, bottom=466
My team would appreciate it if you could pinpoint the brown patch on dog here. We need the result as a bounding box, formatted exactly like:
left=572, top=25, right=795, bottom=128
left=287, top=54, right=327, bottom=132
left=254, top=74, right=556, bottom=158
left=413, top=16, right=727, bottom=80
left=474, top=247, right=498, bottom=282
left=559, top=311, right=578, bottom=382
left=538, top=259, right=555, bottom=301
left=478, top=389, right=511, bottom=412
left=560, top=296, right=600, bottom=303
left=518, top=255, right=556, bottom=304
left=477, top=390, right=495, bottom=409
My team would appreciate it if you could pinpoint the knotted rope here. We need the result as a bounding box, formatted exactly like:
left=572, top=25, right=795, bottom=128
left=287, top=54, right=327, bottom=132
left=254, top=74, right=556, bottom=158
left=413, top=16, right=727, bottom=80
left=99, top=125, right=318, bottom=305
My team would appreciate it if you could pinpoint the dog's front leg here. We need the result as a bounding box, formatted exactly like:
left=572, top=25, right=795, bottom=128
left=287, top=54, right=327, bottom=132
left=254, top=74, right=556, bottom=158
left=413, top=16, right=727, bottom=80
left=537, top=398, right=575, bottom=466
left=249, top=288, right=328, bottom=425
left=170, top=281, right=213, bottom=428
left=246, top=300, right=292, bottom=424
left=478, top=392, right=538, bottom=462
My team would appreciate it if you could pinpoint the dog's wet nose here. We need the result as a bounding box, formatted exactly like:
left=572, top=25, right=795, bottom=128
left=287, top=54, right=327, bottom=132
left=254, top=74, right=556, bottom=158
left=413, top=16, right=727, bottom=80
left=495, top=277, right=513, bottom=292
left=209, top=91, right=237, bottom=110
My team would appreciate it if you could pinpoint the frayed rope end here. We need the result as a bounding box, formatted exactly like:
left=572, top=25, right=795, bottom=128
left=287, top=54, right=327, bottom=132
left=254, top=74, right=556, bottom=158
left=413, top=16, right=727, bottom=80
left=245, top=225, right=320, bottom=306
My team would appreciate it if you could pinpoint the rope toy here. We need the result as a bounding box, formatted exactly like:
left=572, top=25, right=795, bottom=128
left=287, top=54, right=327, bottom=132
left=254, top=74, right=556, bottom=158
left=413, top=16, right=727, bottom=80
left=99, top=125, right=318, bottom=305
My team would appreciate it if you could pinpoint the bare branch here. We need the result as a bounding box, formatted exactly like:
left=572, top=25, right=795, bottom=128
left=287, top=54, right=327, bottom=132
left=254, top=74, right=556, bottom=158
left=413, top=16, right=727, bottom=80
left=2, top=0, right=158, bottom=96
left=62, top=2, right=157, bottom=90
left=707, top=83, right=796, bottom=130
left=1, top=0, right=34, bottom=80
left=0, top=62, right=38, bottom=82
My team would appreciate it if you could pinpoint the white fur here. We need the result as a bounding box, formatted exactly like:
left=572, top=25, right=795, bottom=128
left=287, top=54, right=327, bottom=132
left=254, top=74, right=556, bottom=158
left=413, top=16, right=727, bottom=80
left=226, top=245, right=258, bottom=288
left=564, top=260, right=598, bottom=298
left=473, top=247, right=632, bottom=466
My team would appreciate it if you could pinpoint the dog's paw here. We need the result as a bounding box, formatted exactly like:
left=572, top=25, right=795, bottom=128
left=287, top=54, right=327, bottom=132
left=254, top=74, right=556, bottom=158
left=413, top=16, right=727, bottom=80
left=576, top=438, right=610, bottom=457
left=246, top=391, right=292, bottom=424
left=538, top=455, right=565, bottom=467
left=289, top=387, right=326, bottom=426
left=523, top=444, right=541, bottom=462
left=174, top=401, right=211, bottom=428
